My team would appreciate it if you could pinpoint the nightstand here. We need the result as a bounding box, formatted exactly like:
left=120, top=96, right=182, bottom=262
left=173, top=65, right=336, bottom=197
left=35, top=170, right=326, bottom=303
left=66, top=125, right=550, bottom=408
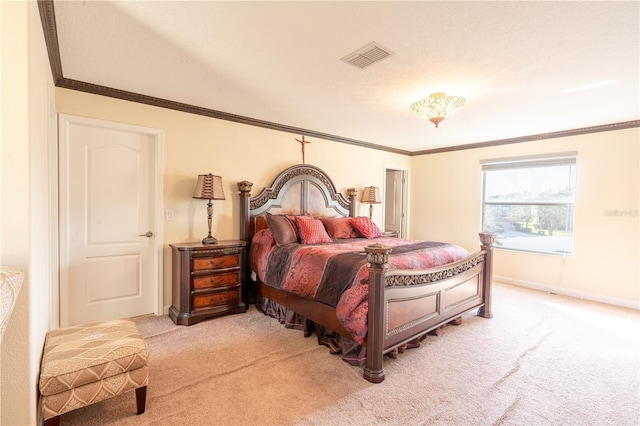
left=169, top=240, right=247, bottom=326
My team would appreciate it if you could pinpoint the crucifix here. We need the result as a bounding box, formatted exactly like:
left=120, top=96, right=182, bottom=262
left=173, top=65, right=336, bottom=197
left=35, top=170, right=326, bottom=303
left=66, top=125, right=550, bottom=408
left=295, top=135, right=311, bottom=164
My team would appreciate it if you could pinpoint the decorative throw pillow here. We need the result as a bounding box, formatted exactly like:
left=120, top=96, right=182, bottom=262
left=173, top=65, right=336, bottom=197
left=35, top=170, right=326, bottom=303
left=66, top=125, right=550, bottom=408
left=350, top=216, right=383, bottom=239
left=321, top=217, right=358, bottom=239
left=295, top=215, right=332, bottom=244
left=265, top=213, right=298, bottom=245
left=285, top=214, right=308, bottom=232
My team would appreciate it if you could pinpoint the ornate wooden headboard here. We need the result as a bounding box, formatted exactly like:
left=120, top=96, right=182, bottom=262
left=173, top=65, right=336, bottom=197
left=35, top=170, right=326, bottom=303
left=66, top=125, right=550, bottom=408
left=238, top=164, right=357, bottom=243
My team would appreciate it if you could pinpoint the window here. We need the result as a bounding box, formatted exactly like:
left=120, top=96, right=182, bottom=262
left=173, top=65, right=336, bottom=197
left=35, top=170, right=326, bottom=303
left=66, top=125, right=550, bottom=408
left=481, top=153, right=577, bottom=256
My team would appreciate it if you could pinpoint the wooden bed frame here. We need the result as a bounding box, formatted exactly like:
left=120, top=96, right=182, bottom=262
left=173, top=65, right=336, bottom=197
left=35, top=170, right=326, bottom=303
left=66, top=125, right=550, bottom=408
left=238, top=164, right=495, bottom=383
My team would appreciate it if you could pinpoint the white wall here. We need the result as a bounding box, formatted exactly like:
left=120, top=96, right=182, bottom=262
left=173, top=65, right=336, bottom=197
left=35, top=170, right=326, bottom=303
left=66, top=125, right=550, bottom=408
left=410, top=128, right=639, bottom=307
left=1, top=1, right=55, bottom=424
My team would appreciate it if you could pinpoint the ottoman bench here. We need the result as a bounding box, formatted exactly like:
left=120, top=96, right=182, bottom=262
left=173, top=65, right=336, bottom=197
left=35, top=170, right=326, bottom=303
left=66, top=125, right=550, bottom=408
left=39, top=319, right=149, bottom=425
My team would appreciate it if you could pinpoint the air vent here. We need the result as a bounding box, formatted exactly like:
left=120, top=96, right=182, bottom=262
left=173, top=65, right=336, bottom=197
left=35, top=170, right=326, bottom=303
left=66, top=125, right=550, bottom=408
left=341, top=42, right=393, bottom=69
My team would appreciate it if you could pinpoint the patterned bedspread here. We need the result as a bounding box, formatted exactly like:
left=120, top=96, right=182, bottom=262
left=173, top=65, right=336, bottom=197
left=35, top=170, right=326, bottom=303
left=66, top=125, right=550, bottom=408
left=250, top=229, right=470, bottom=344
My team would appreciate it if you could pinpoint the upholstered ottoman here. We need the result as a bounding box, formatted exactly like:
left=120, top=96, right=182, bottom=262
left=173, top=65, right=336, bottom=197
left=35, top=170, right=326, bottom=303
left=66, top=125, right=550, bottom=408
left=39, top=319, right=149, bottom=425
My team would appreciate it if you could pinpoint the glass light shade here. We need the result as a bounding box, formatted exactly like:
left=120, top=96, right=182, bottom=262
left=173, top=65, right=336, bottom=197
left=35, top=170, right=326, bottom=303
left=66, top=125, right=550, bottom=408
left=411, top=92, right=465, bottom=128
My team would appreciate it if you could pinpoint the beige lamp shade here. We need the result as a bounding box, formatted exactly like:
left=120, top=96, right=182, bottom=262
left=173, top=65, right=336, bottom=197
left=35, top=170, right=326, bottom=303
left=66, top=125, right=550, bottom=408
left=361, top=186, right=381, bottom=204
left=193, top=174, right=225, bottom=200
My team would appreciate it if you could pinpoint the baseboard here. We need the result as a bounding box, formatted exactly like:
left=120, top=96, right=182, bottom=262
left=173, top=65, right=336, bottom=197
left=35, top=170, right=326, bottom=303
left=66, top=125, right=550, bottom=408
left=160, top=284, right=637, bottom=312
left=494, top=276, right=640, bottom=310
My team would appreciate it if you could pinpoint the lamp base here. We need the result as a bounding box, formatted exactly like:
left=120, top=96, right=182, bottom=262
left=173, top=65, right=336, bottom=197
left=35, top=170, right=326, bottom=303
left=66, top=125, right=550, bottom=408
left=201, top=236, right=218, bottom=245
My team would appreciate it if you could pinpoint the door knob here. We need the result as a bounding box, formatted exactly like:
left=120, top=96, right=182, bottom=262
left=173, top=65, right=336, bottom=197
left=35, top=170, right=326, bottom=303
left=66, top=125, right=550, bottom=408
left=138, top=231, right=153, bottom=238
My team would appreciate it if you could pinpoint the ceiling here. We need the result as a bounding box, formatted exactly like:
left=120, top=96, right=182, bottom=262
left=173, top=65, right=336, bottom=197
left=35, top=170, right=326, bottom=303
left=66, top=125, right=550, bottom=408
left=48, top=1, right=639, bottom=153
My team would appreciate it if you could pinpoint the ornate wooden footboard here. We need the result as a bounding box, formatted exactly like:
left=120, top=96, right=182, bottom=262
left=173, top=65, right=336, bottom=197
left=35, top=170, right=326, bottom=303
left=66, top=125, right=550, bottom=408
left=363, top=234, right=494, bottom=382
left=238, top=164, right=494, bottom=383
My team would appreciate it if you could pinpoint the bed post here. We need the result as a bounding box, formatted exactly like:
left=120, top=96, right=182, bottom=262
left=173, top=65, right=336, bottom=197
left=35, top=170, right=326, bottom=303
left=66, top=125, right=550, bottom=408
left=346, top=188, right=358, bottom=217
left=477, top=232, right=496, bottom=319
left=363, top=243, right=391, bottom=383
left=238, top=181, right=253, bottom=242
left=238, top=181, right=254, bottom=305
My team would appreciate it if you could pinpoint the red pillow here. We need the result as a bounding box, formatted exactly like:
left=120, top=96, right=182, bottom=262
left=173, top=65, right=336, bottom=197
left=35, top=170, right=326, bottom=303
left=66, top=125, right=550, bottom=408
left=350, top=216, right=383, bottom=239
left=321, top=217, right=358, bottom=239
left=295, top=216, right=332, bottom=244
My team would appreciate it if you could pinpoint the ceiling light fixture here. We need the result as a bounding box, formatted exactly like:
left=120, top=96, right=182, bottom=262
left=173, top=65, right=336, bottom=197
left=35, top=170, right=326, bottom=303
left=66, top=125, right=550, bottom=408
left=411, top=92, right=465, bottom=128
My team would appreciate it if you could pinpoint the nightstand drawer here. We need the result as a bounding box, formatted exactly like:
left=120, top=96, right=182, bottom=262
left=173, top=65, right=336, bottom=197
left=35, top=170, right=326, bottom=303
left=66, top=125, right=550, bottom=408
left=193, top=289, right=240, bottom=309
left=193, top=253, right=240, bottom=271
left=170, top=240, right=247, bottom=326
left=192, top=270, right=240, bottom=290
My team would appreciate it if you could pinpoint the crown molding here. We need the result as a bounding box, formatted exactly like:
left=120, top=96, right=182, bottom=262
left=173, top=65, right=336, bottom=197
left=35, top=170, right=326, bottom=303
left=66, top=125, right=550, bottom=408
left=38, top=0, right=63, bottom=83
left=54, top=77, right=411, bottom=156
left=411, top=120, right=640, bottom=156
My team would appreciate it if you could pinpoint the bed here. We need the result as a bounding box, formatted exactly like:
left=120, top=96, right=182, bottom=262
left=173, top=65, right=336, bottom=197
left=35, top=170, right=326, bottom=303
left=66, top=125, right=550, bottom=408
left=237, top=164, right=495, bottom=383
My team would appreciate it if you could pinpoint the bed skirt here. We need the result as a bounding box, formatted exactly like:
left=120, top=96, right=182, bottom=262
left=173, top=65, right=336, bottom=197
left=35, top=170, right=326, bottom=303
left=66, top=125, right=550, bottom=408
left=256, top=295, right=427, bottom=366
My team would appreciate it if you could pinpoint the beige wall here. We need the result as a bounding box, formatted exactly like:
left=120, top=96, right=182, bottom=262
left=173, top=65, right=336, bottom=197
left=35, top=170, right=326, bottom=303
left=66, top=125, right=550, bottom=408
left=1, top=1, right=55, bottom=424
left=54, top=88, right=411, bottom=310
left=57, top=84, right=639, bottom=309
left=2, top=4, right=637, bottom=423
left=410, top=128, right=639, bottom=307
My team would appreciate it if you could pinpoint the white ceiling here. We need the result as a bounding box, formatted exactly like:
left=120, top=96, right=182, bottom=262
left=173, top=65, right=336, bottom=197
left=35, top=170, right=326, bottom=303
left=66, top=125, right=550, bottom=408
left=52, top=1, right=639, bottom=153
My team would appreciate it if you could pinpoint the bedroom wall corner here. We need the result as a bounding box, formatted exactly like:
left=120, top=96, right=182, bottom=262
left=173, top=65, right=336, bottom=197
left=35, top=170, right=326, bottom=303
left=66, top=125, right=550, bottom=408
left=409, top=127, right=639, bottom=308
left=1, top=1, right=55, bottom=424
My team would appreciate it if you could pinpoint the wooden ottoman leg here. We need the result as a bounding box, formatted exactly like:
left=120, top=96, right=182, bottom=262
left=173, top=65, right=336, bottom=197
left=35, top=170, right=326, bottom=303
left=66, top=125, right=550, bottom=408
left=44, top=416, right=60, bottom=426
left=136, top=386, right=147, bottom=415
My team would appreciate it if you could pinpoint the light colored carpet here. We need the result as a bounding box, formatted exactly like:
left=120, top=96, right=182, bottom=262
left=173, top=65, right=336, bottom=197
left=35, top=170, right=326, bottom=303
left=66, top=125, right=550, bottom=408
left=61, top=283, right=639, bottom=425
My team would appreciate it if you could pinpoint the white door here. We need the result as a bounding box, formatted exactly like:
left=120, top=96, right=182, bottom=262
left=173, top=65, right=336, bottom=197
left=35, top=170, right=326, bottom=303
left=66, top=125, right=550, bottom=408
left=59, top=114, right=162, bottom=326
left=384, top=169, right=406, bottom=237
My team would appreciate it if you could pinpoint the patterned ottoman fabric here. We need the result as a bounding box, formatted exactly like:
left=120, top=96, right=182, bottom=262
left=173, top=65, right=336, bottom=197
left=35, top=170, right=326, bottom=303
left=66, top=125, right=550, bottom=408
left=39, top=319, right=149, bottom=420
left=41, top=366, right=149, bottom=421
